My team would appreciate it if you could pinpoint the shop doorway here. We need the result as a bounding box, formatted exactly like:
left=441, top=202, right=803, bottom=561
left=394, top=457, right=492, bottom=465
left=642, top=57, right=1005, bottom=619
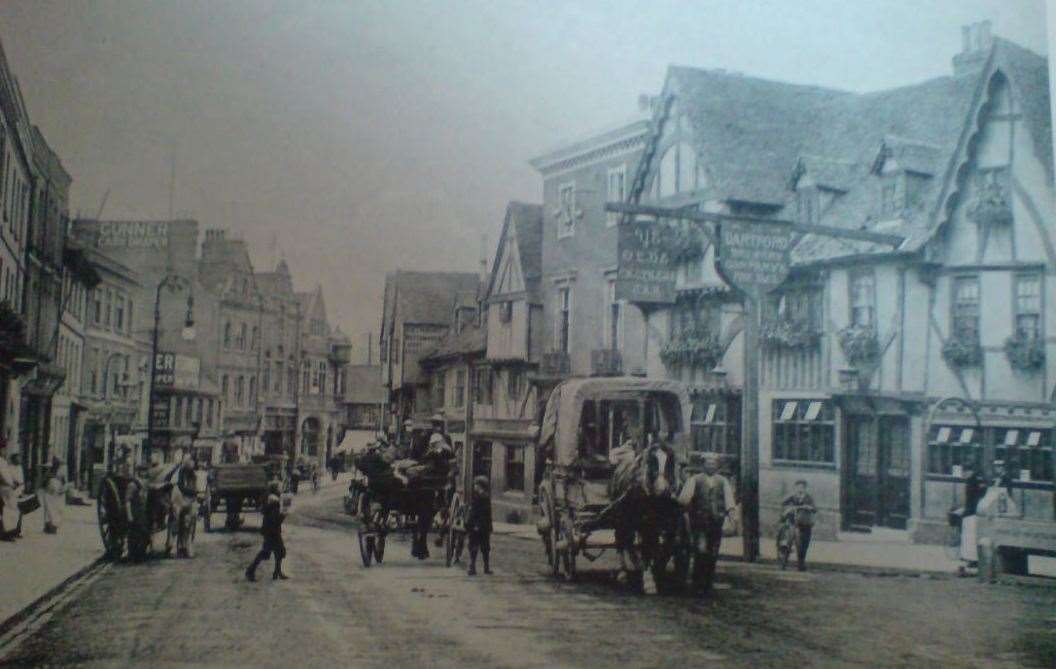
left=843, top=414, right=911, bottom=531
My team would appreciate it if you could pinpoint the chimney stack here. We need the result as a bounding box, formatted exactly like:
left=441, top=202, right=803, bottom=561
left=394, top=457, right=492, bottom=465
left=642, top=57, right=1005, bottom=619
left=953, top=21, right=993, bottom=77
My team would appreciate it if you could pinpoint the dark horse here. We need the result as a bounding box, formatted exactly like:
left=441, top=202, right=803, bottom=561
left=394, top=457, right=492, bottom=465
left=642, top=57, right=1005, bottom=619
left=353, top=447, right=448, bottom=560
left=608, top=441, right=683, bottom=591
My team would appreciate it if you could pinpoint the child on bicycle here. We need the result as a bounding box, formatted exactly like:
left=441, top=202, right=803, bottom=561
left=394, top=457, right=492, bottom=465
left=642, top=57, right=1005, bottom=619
left=780, top=480, right=816, bottom=571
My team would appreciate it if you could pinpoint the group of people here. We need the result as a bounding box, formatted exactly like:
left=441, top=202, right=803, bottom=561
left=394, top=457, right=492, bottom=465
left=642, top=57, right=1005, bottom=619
left=0, top=444, right=71, bottom=541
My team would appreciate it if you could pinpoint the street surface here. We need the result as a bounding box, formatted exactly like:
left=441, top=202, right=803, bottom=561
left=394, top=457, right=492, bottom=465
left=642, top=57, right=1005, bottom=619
left=3, top=489, right=1055, bottom=668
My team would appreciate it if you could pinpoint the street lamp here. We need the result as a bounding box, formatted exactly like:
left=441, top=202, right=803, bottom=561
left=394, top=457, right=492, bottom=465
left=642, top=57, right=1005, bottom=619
left=100, top=351, right=135, bottom=471
left=145, top=274, right=195, bottom=464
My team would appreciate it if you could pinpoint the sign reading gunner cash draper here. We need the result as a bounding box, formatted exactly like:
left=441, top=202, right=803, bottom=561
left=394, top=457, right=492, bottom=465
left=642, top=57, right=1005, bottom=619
left=615, top=219, right=678, bottom=303
left=715, top=219, right=794, bottom=299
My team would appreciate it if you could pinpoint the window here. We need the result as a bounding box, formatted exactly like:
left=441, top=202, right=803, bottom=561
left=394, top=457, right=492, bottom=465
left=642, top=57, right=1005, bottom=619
left=798, top=188, right=817, bottom=224
left=951, top=276, right=980, bottom=342
left=126, top=298, right=133, bottom=334
left=996, top=429, right=1053, bottom=483
left=557, top=182, right=577, bottom=239
left=772, top=400, right=835, bottom=464
left=235, top=376, right=244, bottom=405
left=239, top=323, right=248, bottom=351
left=507, top=369, right=523, bottom=401
left=251, top=325, right=259, bottom=350
left=103, top=289, right=112, bottom=326
left=224, top=322, right=232, bottom=349
left=849, top=271, right=875, bottom=328
left=92, top=290, right=102, bottom=325
left=474, top=366, right=493, bottom=405
left=1014, top=274, right=1041, bottom=341
left=770, top=287, right=822, bottom=330
left=880, top=179, right=898, bottom=216
left=658, top=141, right=699, bottom=197
left=557, top=286, right=572, bottom=353
left=454, top=369, right=466, bottom=408
left=184, top=396, right=193, bottom=426
left=434, top=372, right=446, bottom=408
left=607, top=280, right=622, bottom=351
left=275, top=361, right=284, bottom=393
left=606, top=165, right=626, bottom=227
left=498, top=301, right=512, bottom=324
left=263, top=364, right=271, bottom=395
left=249, top=376, right=256, bottom=405
left=927, top=425, right=983, bottom=476
left=206, top=399, right=214, bottom=427
left=115, top=294, right=125, bottom=332
left=221, top=375, right=229, bottom=400
left=505, top=444, right=525, bottom=492
left=692, top=397, right=741, bottom=459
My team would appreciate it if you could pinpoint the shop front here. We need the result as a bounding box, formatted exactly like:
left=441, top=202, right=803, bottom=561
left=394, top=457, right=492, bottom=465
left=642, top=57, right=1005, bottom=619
left=470, top=418, right=537, bottom=523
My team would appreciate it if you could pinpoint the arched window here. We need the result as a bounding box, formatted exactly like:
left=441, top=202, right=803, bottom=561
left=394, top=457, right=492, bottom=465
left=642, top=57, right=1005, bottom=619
left=223, top=322, right=232, bottom=349
left=239, top=323, right=248, bottom=351
left=658, top=142, right=700, bottom=197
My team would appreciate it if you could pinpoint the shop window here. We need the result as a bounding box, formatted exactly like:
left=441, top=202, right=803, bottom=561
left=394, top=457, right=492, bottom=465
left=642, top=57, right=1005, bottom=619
left=691, top=396, right=740, bottom=458
left=994, top=428, right=1053, bottom=483
left=927, top=425, right=982, bottom=475
left=473, top=441, right=492, bottom=479
left=433, top=372, right=446, bottom=409
left=1014, top=274, right=1042, bottom=341
left=772, top=400, right=835, bottom=464
left=951, top=276, right=980, bottom=342
left=505, top=444, right=525, bottom=492
left=474, top=366, right=493, bottom=405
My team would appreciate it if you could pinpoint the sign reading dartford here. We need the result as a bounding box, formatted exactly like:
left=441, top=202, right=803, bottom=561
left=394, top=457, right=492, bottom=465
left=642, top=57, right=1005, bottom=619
left=715, top=219, right=794, bottom=299
left=615, top=219, right=677, bottom=304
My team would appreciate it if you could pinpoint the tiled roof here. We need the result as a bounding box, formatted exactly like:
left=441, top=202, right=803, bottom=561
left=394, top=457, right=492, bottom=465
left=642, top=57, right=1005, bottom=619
left=343, top=365, right=385, bottom=404
left=421, top=322, right=485, bottom=362
left=663, top=38, right=1049, bottom=267
left=385, top=271, right=481, bottom=327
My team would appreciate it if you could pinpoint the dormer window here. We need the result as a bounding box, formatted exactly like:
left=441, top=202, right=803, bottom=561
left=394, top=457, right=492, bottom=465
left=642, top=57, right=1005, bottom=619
left=797, top=188, right=818, bottom=224
left=881, top=179, right=898, bottom=217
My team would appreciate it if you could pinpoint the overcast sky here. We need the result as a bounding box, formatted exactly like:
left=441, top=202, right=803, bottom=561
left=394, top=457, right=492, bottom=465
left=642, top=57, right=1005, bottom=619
left=0, top=1, right=1048, bottom=359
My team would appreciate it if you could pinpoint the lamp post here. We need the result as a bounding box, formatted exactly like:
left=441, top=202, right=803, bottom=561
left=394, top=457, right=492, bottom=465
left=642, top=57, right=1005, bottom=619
left=145, top=274, right=196, bottom=464
left=100, top=351, right=134, bottom=472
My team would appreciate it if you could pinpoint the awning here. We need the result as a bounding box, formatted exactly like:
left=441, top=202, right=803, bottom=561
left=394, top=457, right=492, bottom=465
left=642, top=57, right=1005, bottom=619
left=335, top=430, right=377, bottom=456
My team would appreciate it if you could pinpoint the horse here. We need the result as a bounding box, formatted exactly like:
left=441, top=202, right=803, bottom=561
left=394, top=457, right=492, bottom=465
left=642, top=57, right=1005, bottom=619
left=126, top=460, right=198, bottom=559
left=608, top=440, right=682, bottom=591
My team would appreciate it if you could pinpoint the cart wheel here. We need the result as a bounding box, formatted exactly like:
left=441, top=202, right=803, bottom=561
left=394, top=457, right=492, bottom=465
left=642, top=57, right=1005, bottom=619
left=671, top=518, right=690, bottom=591
left=548, top=511, right=564, bottom=578
left=97, top=478, right=125, bottom=560
left=777, top=527, right=792, bottom=571
left=445, top=494, right=465, bottom=567
left=358, top=531, right=374, bottom=568
left=374, top=534, right=386, bottom=564
left=202, top=498, right=212, bottom=533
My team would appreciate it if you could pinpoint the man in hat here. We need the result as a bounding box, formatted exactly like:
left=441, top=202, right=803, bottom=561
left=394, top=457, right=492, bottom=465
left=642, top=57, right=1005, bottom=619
left=678, top=453, right=736, bottom=593
left=780, top=480, right=816, bottom=571
left=246, top=480, right=289, bottom=581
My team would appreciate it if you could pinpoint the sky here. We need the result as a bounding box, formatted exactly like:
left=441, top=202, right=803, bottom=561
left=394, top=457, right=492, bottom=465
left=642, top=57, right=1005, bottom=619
left=0, top=0, right=1049, bottom=361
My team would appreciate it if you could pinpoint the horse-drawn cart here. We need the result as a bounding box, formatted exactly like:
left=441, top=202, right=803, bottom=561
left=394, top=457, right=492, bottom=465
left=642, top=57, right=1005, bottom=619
left=535, top=377, right=693, bottom=591
left=201, top=460, right=274, bottom=531
left=352, top=448, right=453, bottom=567
left=97, top=463, right=198, bottom=561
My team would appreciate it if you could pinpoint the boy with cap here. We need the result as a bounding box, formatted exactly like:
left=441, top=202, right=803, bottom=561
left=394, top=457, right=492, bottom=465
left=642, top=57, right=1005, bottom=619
left=246, top=481, right=290, bottom=581
left=466, top=475, right=493, bottom=576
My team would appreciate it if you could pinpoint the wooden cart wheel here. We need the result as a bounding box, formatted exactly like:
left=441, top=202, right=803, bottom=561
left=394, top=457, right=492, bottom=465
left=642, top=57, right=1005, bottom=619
left=97, top=477, right=125, bottom=560
left=358, top=530, right=374, bottom=567
left=547, top=499, right=564, bottom=578
left=777, top=527, right=792, bottom=571
left=374, top=533, right=386, bottom=564
left=561, top=522, right=577, bottom=581
left=445, top=493, right=465, bottom=567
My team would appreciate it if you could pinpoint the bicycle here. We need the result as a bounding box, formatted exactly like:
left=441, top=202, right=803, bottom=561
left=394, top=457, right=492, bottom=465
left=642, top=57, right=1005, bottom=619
left=776, top=505, right=815, bottom=571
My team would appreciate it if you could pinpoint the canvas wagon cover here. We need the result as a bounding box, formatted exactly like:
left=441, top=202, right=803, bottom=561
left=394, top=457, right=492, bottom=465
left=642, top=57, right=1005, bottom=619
left=538, top=377, right=693, bottom=466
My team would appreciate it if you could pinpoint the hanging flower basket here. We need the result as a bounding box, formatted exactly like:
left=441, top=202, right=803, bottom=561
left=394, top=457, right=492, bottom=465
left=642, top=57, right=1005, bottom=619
left=967, top=180, right=1013, bottom=227
left=659, top=326, right=724, bottom=369
left=760, top=318, right=821, bottom=350
left=942, top=335, right=982, bottom=368
left=667, top=226, right=707, bottom=265
left=1004, top=333, right=1045, bottom=372
left=0, top=300, right=31, bottom=362
left=837, top=325, right=879, bottom=366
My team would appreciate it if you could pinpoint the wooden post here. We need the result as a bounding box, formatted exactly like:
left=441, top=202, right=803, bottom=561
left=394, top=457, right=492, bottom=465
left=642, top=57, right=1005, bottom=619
left=741, top=290, right=761, bottom=562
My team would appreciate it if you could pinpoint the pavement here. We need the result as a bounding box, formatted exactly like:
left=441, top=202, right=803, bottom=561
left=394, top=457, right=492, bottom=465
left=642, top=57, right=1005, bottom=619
left=0, top=497, right=104, bottom=625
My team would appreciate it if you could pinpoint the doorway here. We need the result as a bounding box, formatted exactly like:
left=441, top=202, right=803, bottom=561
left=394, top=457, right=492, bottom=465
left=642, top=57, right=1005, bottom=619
left=844, top=414, right=911, bottom=531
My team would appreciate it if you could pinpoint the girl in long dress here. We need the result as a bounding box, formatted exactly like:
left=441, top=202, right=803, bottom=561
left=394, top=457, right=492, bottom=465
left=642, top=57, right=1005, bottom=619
left=41, top=457, right=66, bottom=534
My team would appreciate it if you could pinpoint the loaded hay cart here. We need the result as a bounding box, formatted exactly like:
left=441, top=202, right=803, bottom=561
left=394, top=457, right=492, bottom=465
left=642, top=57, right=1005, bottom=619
left=535, top=377, right=694, bottom=591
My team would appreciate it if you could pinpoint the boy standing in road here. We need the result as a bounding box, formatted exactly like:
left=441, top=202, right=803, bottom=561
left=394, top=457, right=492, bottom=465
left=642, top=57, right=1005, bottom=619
left=246, top=481, right=290, bottom=581
left=466, top=475, right=493, bottom=576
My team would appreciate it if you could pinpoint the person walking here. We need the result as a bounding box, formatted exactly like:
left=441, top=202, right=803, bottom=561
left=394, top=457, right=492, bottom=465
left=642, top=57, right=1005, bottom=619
left=41, top=456, right=67, bottom=535
left=246, top=481, right=289, bottom=581
left=466, top=476, right=493, bottom=576
left=0, top=449, right=25, bottom=540
left=780, top=480, right=816, bottom=571
left=678, top=453, right=736, bottom=593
